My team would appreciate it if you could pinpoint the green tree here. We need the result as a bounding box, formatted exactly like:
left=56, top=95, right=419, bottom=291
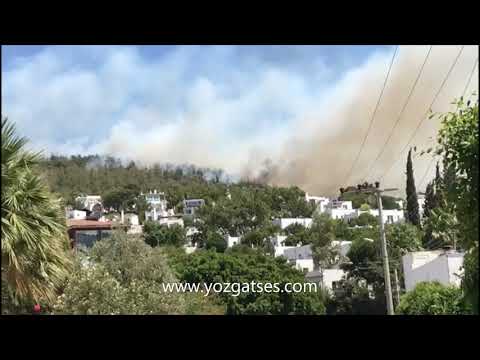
left=53, top=232, right=224, bottom=314
left=205, top=231, right=227, bottom=253
left=176, top=249, right=325, bottom=315
left=406, top=148, right=420, bottom=226
left=435, top=99, right=478, bottom=312
left=359, top=203, right=371, bottom=211
left=353, top=212, right=377, bottom=227
left=396, top=282, right=469, bottom=315
left=143, top=222, right=186, bottom=247
left=1, top=119, right=72, bottom=309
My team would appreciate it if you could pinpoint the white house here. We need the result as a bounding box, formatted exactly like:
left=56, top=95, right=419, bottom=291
left=344, top=209, right=404, bottom=224
left=75, top=195, right=103, bottom=212
left=402, top=249, right=465, bottom=291
left=273, top=218, right=313, bottom=230
left=143, top=190, right=184, bottom=227
left=225, top=235, right=241, bottom=248
left=274, top=245, right=295, bottom=257
left=331, top=240, right=352, bottom=258
left=158, top=216, right=184, bottom=228
left=306, top=269, right=346, bottom=291
left=283, top=244, right=313, bottom=261
left=305, top=193, right=330, bottom=213
left=66, top=209, right=87, bottom=220
left=270, top=234, right=288, bottom=246
left=323, top=200, right=356, bottom=219
left=183, top=199, right=205, bottom=216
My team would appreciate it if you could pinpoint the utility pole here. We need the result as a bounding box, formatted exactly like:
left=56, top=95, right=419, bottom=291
left=394, top=268, right=401, bottom=307
left=375, top=188, right=395, bottom=315
left=340, top=181, right=396, bottom=315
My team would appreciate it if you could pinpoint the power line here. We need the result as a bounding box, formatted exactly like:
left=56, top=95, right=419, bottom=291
left=360, top=46, right=433, bottom=183
left=416, top=55, right=478, bottom=191
left=378, top=45, right=466, bottom=183
left=417, top=155, right=438, bottom=190
left=462, top=57, right=478, bottom=97
left=342, top=46, right=399, bottom=187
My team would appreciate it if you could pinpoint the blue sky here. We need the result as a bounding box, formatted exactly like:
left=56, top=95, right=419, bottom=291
left=2, top=45, right=477, bottom=194
left=2, top=45, right=390, bottom=150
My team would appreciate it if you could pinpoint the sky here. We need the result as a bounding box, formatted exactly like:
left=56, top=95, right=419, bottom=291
left=2, top=45, right=478, bottom=196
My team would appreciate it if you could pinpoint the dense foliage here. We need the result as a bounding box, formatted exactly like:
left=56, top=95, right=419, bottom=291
left=53, top=232, right=224, bottom=315
left=173, top=249, right=326, bottom=315
left=396, top=281, right=469, bottom=315
left=434, top=99, right=478, bottom=312
left=144, top=222, right=187, bottom=247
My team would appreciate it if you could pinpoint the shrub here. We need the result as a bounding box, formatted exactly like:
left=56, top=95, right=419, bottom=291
left=396, top=281, right=469, bottom=315
left=53, top=232, right=219, bottom=314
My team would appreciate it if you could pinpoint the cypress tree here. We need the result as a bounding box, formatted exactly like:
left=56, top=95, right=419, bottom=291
left=434, top=162, right=444, bottom=207
left=423, top=180, right=436, bottom=219
left=406, top=148, right=420, bottom=226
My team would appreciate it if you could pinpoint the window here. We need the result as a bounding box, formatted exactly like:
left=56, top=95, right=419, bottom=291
left=387, top=215, right=394, bottom=223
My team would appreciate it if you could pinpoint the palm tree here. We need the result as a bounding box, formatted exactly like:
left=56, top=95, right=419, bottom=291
left=1, top=118, right=72, bottom=309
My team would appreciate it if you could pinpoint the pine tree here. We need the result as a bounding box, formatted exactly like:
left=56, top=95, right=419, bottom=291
left=406, top=148, right=420, bottom=226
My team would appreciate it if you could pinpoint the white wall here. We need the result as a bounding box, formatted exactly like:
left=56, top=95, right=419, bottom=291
left=322, top=269, right=346, bottom=290
left=292, top=259, right=315, bottom=273
left=67, top=209, right=87, bottom=220
left=331, top=240, right=352, bottom=258
left=283, top=245, right=313, bottom=261
left=225, top=235, right=240, bottom=248
left=274, top=245, right=295, bottom=257
left=402, top=251, right=464, bottom=291
left=273, top=218, right=313, bottom=229
left=125, top=213, right=139, bottom=226
left=158, top=217, right=184, bottom=228
left=326, top=208, right=356, bottom=220
left=270, top=235, right=288, bottom=246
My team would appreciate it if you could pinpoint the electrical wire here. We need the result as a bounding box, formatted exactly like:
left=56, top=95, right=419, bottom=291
left=378, top=45, right=466, bottom=183
left=342, top=46, right=399, bottom=187
left=360, top=46, right=433, bottom=183
left=462, top=57, right=478, bottom=98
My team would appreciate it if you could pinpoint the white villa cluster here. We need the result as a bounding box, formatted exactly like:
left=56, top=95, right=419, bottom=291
left=68, top=189, right=459, bottom=297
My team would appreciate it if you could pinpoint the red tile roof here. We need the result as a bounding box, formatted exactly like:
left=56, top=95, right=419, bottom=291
left=67, top=219, right=114, bottom=230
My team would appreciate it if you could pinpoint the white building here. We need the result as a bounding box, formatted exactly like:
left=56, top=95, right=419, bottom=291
left=283, top=244, right=313, bottom=261
left=158, top=216, right=184, bottom=228
left=343, top=209, right=405, bottom=224
left=402, top=249, right=465, bottom=291
left=270, top=234, right=288, bottom=246
left=273, top=218, right=313, bottom=230
left=66, top=209, right=87, bottom=220
left=144, top=190, right=184, bottom=228
left=274, top=245, right=295, bottom=257
left=305, top=193, right=330, bottom=213
left=145, top=190, right=168, bottom=210
left=183, top=199, right=205, bottom=216
left=331, top=240, right=352, bottom=258
left=322, top=200, right=356, bottom=219
left=306, top=269, right=346, bottom=291
left=75, top=195, right=102, bottom=212
left=225, top=235, right=241, bottom=248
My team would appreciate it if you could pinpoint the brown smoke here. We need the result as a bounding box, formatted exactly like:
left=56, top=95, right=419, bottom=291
left=251, top=45, right=479, bottom=197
